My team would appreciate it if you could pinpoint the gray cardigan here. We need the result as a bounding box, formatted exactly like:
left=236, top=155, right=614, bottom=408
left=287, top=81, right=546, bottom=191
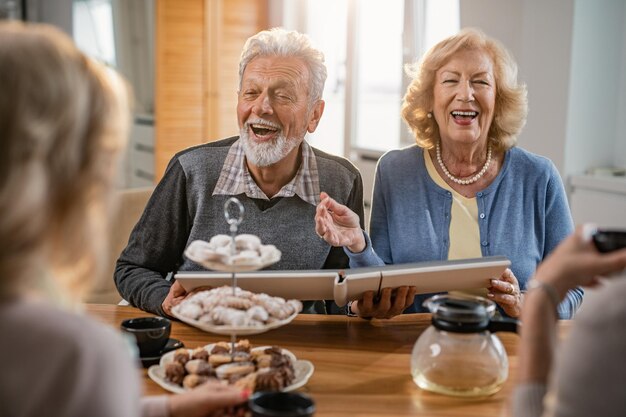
left=115, top=137, right=364, bottom=316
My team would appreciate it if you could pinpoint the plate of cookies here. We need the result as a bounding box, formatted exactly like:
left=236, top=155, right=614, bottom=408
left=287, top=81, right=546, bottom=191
left=185, top=234, right=281, bottom=272
left=147, top=340, right=314, bottom=394
left=171, top=286, right=303, bottom=335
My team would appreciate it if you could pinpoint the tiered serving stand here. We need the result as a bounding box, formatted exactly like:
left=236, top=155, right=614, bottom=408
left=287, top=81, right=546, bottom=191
left=148, top=197, right=313, bottom=393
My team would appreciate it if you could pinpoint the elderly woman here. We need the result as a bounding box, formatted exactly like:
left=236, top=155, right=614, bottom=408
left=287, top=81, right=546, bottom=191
left=0, top=22, right=245, bottom=416
left=315, top=28, right=582, bottom=319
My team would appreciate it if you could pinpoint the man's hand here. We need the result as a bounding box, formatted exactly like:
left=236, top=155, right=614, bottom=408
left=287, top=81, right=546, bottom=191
left=161, top=280, right=188, bottom=317
left=315, top=191, right=365, bottom=253
left=161, top=281, right=213, bottom=317
left=352, top=286, right=417, bottom=319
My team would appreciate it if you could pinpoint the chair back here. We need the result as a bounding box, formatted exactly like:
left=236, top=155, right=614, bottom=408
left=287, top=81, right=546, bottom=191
left=85, top=186, right=154, bottom=304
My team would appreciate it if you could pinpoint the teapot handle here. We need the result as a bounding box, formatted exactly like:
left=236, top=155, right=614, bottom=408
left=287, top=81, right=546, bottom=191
left=488, top=317, right=519, bottom=334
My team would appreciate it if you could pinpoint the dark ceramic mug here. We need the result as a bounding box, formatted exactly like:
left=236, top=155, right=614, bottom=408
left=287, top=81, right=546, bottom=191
left=120, top=316, right=171, bottom=357
left=248, top=392, right=315, bottom=417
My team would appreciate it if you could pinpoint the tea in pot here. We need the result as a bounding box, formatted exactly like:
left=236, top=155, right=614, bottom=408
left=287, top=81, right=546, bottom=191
left=411, top=294, right=518, bottom=397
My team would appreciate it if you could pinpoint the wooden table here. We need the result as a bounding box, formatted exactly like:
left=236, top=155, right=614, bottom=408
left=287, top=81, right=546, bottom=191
left=86, top=304, right=569, bottom=417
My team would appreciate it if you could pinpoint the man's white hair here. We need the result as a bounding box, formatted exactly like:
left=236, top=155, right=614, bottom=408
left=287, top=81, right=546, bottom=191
left=238, top=27, right=327, bottom=106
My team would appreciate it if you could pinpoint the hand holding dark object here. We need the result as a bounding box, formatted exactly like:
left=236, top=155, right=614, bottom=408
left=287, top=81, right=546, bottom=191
left=351, top=286, right=418, bottom=319
left=533, top=226, right=626, bottom=300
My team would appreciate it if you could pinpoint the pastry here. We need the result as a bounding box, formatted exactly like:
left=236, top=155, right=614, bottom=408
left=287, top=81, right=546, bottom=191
left=234, top=339, right=251, bottom=353
left=182, top=374, right=211, bottom=389
left=172, top=348, right=190, bottom=366
left=209, top=234, right=231, bottom=248
left=209, top=353, right=233, bottom=367
left=165, top=362, right=185, bottom=385
left=255, top=368, right=285, bottom=391
left=215, top=361, right=256, bottom=379
left=234, top=234, right=261, bottom=251
left=211, top=342, right=231, bottom=354
left=185, top=359, right=213, bottom=376
left=191, top=347, right=209, bottom=361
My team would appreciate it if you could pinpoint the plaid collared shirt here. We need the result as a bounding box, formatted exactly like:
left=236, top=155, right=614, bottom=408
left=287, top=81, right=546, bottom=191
left=212, top=139, right=321, bottom=206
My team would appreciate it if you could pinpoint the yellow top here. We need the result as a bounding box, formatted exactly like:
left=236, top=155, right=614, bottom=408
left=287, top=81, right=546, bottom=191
left=424, top=150, right=487, bottom=297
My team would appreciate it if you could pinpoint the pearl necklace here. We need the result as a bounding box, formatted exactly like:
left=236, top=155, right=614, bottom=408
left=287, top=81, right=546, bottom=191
left=436, top=142, right=492, bottom=185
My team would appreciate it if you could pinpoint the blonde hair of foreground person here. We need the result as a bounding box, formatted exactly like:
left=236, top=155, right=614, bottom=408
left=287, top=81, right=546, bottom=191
left=0, top=22, right=247, bottom=417
left=0, top=22, right=130, bottom=304
left=401, top=27, right=528, bottom=153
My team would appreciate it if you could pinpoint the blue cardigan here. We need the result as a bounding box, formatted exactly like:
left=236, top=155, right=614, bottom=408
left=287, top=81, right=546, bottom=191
left=348, top=145, right=582, bottom=319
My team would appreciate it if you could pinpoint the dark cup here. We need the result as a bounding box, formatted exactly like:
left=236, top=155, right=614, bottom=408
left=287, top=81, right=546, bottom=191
left=120, top=316, right=171, bottom=357
left=249, top=392, right=315, bottom=417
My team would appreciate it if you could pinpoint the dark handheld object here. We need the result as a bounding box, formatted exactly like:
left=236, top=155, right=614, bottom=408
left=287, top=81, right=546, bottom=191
left=592, top=229, right=626, bottom=253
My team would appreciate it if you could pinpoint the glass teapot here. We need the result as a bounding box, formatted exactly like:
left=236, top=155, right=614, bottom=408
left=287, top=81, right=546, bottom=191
left=411, top=294, right=518, bottom=397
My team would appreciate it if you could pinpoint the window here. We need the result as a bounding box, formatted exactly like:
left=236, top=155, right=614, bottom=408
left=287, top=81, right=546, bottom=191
left=72, top=0, right=116, bottom=67
left=280, top=0, right=459, bottom=156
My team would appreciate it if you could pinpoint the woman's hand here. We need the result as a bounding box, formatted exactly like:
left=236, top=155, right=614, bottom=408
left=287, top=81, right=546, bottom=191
left=315, top=191, right=365, bottom=253
left=352, top=286, right=417, bottom=319
left=169, top=380, right=249, bottom=417
left=488, top=268, right=523, bottom=318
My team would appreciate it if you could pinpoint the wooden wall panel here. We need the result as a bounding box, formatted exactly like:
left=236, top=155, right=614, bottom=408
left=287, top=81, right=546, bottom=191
left=208, top=0, right=269, bottom=140
left=156, top=0, right=268, bottom=180
left=155, top=0, right=205, bottom=178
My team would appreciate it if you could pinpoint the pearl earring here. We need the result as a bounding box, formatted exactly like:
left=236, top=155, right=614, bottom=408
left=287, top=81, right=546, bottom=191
left=427, top=112, right=432, bottom=119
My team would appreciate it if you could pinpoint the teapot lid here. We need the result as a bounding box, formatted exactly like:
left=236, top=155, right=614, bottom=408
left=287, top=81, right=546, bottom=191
left=423, top=294, right=496, bottom=333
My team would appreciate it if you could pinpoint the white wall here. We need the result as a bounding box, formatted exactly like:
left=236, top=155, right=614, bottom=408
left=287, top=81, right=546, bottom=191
left=460, top=0, right=626, bottom=177
left=564, top=0, right=625, bottom=176
left=615, top=4, right=626, bottom=169
left=460, top=0, right=574, bottom=173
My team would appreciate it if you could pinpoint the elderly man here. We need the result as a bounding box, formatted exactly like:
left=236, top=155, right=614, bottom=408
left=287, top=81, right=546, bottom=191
left=115, top=28, right=364, bottom=317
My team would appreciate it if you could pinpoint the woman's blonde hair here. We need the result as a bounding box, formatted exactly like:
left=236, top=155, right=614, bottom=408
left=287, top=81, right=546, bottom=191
left=0, top=23, right=130, bottom=301
left=401, top=28, right=527, bottom=152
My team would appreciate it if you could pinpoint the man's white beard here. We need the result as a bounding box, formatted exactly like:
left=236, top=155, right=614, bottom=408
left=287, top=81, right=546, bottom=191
left=240, top=127, right=302, bottom=167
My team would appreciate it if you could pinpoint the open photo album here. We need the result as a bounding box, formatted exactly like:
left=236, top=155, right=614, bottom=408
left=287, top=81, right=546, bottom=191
left=174, top=256, right=510, bottom=307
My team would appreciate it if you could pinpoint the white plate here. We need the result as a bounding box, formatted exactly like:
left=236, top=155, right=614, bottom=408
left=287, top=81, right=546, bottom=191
left=184, top=240, right=281, bottom=273
left=148, top=345, right=314, bottom=394
left=191, top=252, right=280, bottom=273
left=171, top=307, right=298, bottom=336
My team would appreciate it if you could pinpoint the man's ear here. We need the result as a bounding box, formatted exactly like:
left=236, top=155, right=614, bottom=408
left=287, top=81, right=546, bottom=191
left=307, top=99, right=325, bottom=133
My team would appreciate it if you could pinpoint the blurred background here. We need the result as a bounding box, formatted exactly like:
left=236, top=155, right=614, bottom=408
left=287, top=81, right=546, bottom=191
left=2, top=0, right=625, bottom=229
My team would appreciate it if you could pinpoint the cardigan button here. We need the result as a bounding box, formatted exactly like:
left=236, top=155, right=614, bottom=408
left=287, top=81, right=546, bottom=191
left=481, top=241, right=488, bottom=246
left=479, top=213, right=486, bottom=219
